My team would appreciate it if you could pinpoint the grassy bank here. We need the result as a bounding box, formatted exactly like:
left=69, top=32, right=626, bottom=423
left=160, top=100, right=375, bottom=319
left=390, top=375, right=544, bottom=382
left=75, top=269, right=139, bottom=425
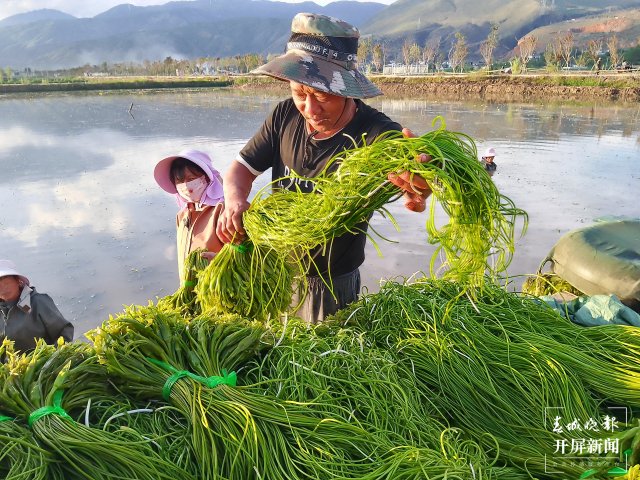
left=0, top=76, right=232, bottom=94
left=373, top=72, right=640, bottom=88
left=371, top=72, right=640, bottom=102
left=2, top=73, right=639, bottom=101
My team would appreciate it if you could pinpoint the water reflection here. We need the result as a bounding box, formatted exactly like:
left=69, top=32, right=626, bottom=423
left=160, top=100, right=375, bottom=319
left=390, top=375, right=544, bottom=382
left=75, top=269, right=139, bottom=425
left=0, top=89, right=638, bottom=335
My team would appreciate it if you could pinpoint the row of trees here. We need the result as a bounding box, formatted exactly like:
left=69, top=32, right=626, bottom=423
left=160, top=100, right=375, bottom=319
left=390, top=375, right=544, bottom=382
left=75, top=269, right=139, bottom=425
left=89, top=53, right=267, bottom=77
left=0, top=53, right=268, bottom=82
left=356, top=33, right=471, bottom=74
left=356, top=25, right=632, bottom=74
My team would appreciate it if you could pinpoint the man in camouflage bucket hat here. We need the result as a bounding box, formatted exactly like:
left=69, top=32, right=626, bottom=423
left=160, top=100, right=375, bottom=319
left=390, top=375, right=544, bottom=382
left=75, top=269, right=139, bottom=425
left=252, top=13, right=381, bottom=99
left=217, top=12, right=431, bottom=324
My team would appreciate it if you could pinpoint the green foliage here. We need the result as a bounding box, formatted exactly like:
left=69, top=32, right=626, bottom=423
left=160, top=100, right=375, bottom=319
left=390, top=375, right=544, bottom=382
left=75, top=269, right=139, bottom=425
left=510, top=57, right=522, bottom=75
left=623, top=45, right=640, bottom=64
left=522, top=273, right=584, bottom=297
left=449, top=32, right=468, bottom=73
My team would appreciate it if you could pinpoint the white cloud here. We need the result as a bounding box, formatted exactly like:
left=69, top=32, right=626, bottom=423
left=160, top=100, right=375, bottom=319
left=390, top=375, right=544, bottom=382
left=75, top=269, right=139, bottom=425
left=0, top=0, right=396, bottom=21
left=0, top=125, right=177, bottom=246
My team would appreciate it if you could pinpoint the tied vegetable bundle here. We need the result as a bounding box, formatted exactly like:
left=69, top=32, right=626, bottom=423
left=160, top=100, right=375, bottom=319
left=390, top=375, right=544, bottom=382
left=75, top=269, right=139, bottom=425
left=90, top=306, right=267, bottom=479
left=197, top=118, right=527, bottom=319
left=157, top=248, right=209, bottom=316
left=0, top=339, right=191, bottom=480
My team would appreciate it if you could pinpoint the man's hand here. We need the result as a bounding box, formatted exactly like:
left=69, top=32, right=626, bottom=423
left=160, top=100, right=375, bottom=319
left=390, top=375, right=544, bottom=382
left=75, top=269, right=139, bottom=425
left=387, top=127, right=432, bottom=212
left=215, top=160, right=257, bottom=244
left=216, top=199, right=250, bottom=244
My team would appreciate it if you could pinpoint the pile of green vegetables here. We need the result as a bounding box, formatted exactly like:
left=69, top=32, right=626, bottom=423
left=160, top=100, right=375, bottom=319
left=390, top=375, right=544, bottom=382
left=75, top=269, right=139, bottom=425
left=3, top=277, right=640, bottom=479
left=196, top=118, right=528, bottom=319
left=5, top=119, right=638, bottom=480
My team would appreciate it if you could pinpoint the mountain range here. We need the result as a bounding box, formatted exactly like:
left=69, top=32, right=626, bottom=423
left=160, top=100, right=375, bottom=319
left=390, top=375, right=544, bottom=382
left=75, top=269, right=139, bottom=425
left=1, top=0, right=639, bottom=70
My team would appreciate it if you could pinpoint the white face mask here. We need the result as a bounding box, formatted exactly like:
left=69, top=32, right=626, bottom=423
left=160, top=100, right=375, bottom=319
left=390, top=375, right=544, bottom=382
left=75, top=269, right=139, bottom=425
left=176, top=176, right=208, bottom=203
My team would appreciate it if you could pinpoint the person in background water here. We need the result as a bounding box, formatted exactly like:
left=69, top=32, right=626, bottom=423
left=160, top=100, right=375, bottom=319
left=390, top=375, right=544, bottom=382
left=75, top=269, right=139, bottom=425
left=481, top=147, right=497, bottom=176
left=216, top=12, right=431, bottom=324
left=154, top=150, right=225, bottom=283
left=594, top=56, right=602, bottom=75
left=0, top=259, right=74, bottom=352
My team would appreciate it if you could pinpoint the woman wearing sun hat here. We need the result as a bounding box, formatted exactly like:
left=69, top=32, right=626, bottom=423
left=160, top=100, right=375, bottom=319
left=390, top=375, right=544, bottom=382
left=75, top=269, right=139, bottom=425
left=481, top=146, right=497, bottom=176
left=154, top=149, right=225, bottom=282
left=0, top=259, right=74, bottom=352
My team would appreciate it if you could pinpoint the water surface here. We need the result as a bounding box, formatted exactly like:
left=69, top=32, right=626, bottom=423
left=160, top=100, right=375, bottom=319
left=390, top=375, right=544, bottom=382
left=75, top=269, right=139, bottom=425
left=1, top=89, right=638, bottom=334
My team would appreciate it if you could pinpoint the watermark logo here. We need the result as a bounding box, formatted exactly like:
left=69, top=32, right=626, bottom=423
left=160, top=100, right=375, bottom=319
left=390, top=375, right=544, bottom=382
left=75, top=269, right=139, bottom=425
left=544, top=406, right=630, bottom=477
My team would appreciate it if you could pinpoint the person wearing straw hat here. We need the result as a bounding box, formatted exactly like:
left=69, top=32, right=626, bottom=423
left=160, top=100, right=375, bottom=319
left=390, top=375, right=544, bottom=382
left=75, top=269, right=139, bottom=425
left=216, top=12, right=431, bottom=323
left=481, top=147, right=497, bottom=176
left=154, top=149, right=225, bottom=282
left=0, top=260, right=74, bottom=352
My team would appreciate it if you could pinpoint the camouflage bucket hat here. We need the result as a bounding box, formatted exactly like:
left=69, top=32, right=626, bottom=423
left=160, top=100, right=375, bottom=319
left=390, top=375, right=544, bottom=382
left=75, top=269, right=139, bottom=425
left=252, top=12, right=382, bottom=99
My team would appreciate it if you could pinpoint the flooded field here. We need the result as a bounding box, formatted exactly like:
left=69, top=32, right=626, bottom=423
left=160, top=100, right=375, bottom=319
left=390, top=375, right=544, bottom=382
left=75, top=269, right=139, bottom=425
left=0, top=89, right=638, bottom=334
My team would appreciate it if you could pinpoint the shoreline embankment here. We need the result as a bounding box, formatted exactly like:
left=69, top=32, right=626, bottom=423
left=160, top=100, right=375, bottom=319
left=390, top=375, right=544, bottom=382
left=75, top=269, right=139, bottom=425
left=1, top=74, right=639, bottom=102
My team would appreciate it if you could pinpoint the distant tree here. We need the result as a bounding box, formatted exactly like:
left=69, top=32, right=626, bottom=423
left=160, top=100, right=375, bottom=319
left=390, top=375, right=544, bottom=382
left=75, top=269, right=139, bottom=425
left=402, top=39, right=412, bottom=67
left=237, top=56, right=247, bottom=73
left=449, top=32, right=468, bottom=73
left=358, top=36, right=372, bottom=68
left=372, top=43, right=384, bottom=72
left=163, top=56, right=176, bottom=75
left=557, top=31, right=574, bottom=68
left=243, top=53, right=263, bottom=72
left=574, top=51, right=589, bottom=68
left=422, top=36, right=440, bottom=73
left=509, top=57, right=522, bottom=75
left=409, top=42, right=421, bottom=67
left=623, top=44, right=640, bottom=65
left=517, top=35, right=537, bottom=72
left=607, top=34, right=620, bottom=68
left=479, top=24, right=499, bottom=70
left=544, top=40, right=561, bottom=71
left=435, top=50, right=445, bottom=71
left=586, top=38, right=603, bottom=67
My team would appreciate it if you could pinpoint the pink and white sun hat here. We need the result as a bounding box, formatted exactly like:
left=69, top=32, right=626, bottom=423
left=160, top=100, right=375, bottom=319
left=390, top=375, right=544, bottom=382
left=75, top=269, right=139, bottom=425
left=483, top=147, right=497, bottom=158
left=154, top=149, right=224, bottom=208
left=0, top=259, right=30, bottom=286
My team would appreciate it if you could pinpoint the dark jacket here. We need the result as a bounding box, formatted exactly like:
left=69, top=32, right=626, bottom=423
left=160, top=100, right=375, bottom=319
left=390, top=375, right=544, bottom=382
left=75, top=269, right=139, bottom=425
left=0, top=286, right=74, bottom=352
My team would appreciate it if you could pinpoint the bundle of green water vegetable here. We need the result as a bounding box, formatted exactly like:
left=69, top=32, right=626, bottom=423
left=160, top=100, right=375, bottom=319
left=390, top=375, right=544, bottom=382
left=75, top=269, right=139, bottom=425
left=0, top=339, right=193, bottom=480
left=157, top=248, right=209, bottom=316
left=197, top=118, right=528, bottom=319
left=522, top=272, right=584, bottom=297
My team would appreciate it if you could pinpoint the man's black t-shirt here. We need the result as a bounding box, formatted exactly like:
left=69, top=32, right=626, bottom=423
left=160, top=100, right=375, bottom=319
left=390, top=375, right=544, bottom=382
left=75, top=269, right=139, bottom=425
left=239, top=98, right=402, bottom=276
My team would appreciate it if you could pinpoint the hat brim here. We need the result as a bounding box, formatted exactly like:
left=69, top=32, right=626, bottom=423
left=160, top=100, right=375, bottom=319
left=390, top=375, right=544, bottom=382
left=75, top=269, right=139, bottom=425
left=154, top=155, right=181, bottom=194
left=0, top=270, right=29, bottom=286
left=252, top=49, right=382, bottom=99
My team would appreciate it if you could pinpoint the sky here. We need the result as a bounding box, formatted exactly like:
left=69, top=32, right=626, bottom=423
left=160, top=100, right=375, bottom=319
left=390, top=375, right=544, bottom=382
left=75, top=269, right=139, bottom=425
left=0, top=0, right=396, bottom=21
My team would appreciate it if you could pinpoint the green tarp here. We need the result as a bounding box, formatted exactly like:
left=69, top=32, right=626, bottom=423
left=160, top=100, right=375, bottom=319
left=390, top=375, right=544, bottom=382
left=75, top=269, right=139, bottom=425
left=541, top=294, right=640, bottom=327
left=543, top=219, right=640, bottom=310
